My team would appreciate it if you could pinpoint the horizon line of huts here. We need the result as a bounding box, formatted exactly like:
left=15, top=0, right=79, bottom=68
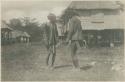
left=60, top=1, right=124, bottom=47
left=1, top=22, right=31, bottom=45
left=1, top=1, right=124, bottom=47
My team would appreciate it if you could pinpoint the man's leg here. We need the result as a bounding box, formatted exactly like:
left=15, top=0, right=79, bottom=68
left=46, top=51, right=51, bottom=66
left=46, top=46, right=51, bottom=66
left=71, top=41, right=80, bottom=68
left=51, top=45, right=56, bottom=67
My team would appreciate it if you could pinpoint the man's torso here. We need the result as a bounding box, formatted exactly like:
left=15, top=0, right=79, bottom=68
left=44, top=22, right=58, bottom=45
left=68, top=16, right=83, bottom=41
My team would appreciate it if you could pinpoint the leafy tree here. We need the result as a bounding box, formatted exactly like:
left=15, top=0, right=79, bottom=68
left=7, top=17, right=43, bottom=42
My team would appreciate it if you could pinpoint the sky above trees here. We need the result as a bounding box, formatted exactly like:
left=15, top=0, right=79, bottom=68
left=1, top=0, right=71, bottom=23
left=1, top=0, right=124, bottom=24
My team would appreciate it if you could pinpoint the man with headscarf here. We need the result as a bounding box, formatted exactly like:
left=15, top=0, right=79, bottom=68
left=66, top=10, right=83, bottom=71
left=42, top=13, right=58, bottom=69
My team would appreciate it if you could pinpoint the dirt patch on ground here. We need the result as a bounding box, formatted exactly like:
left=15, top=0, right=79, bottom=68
left=1, top=42, right=124, bottom=81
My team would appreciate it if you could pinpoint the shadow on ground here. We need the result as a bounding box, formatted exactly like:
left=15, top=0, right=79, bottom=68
left=54, top=64, right=93, bottom=71
left=80, top=65, right=93, bottom=70
left=54, top=65, right=72, bottom=69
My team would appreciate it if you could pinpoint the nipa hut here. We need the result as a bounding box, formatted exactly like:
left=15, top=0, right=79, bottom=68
left=1, top=21, right=13, bottom=44
left=11, top=30, right=31, bottom=43
left=61, top=1, right=124, bottom=47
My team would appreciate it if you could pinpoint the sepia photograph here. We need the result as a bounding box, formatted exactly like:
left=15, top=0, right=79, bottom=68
left=1, top=0, right=125, bottom=81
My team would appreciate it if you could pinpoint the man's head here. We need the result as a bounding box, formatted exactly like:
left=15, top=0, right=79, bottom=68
left=47, top=13, right=56, bottom=22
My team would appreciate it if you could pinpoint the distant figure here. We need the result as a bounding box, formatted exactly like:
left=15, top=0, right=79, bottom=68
left=42, top=13, right=58, bottom=69
left=56, top=19, right=65, bottom=47
left=66, top=11, right=83, bottom=71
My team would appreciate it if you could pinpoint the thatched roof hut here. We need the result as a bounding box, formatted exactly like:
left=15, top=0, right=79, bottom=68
left=61, top=1, right=124, bottom=30
left=12, top=30, right=30, bottom=38
left=11, top=30, right=31, bottom=43
left=1, top=21, right=13, bottom=44
left=68, top=1, right=122, bottom=10
left=1, top=22, right=13, bottom=31
left=61, top=1, right=124, bottom=46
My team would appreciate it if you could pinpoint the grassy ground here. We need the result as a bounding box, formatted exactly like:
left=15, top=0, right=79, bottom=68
left=1, top=42, right=125, bottom=81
